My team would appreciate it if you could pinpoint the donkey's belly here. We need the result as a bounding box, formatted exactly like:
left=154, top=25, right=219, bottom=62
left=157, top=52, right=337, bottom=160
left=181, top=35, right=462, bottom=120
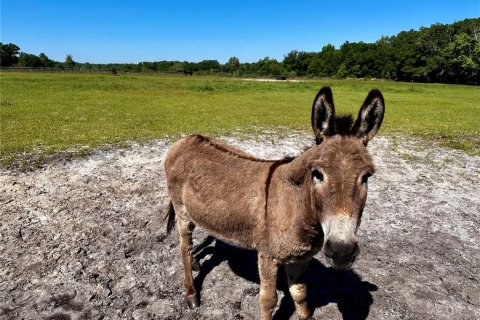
left=182, top=178, right=261, bottom=249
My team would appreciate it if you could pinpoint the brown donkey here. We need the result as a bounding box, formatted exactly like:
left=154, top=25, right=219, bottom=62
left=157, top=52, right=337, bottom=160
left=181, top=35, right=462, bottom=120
left=164, top=87, right=385, bottom=319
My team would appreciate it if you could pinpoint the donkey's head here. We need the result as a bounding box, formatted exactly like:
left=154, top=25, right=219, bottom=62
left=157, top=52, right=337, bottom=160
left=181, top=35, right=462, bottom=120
left=308, top=87, right=384, bottom=270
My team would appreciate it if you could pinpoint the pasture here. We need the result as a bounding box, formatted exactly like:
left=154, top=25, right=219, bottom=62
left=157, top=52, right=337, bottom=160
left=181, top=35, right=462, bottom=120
left=1, top=72, right=479, bottom=168
left=0, top=72, right=479, bottom=319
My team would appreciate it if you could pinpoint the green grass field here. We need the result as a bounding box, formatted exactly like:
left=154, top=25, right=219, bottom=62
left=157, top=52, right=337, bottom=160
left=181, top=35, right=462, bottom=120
left=1, top=72, right=479, bottom=167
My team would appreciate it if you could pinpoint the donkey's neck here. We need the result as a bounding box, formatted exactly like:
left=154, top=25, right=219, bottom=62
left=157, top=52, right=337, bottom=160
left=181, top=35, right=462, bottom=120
left=276, top=146, right=319, bottom=226
left=265, top=148, right=323, bottom=258
left=281, top=146, right=315, bottom=187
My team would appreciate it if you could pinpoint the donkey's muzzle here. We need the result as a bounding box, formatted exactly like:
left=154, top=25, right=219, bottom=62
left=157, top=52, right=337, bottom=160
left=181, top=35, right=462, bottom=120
left=324, top=240, right=360, bottom=270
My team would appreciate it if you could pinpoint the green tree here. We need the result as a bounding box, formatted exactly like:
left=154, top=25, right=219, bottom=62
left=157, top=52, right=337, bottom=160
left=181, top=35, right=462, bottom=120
left=446, top=33, right=480, bottom=84
left=0, top=43, right=20, bottom=66
left=317, top=44, right=342, bottom=77
left=17, top=53, right=42, bottom=67
left=156, top=60, right=174, bottom=72
left=80, top=62, right=93, bottom=71
left=307, top=55, right=322, bottom=76
left=373, top=37, right=395, bottom=79
left=283, top=50, right=299, bottom=73
left=38, top=53, right=54, bottom=67
left=337, top=42, right=377, bottom=78
left=172, top=62, right=186, bottom=72
left=65, top=54, right=76, bottom=69
left=139, top=61, right=156, bottom=72
left=256, top=57, right=284, bottom=76
left=282, top=51, right=315, bottom=76
left=227, top=56, right=240, bottom=75
left=388, top=30, right=421, bottom=81
left=197, top=60, right=220, bottom=72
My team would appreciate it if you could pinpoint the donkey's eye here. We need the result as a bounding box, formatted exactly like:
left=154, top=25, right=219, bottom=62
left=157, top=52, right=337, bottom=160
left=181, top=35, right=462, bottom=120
left=361, top=172, right=372, bottom=185
left=312, top=169, right=324, bottom=184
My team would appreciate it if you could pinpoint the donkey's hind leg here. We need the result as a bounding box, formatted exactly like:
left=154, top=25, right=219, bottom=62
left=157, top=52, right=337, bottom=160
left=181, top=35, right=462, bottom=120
left=176, top=213, right=199, bottom=309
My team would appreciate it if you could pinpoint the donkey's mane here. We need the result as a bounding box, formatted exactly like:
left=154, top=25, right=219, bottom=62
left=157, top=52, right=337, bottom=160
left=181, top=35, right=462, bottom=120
left=334, top=115, right=354, bottom=135
left=194, top=115, right=354, bottom=166
left=193, top=134, right=295, bottom=164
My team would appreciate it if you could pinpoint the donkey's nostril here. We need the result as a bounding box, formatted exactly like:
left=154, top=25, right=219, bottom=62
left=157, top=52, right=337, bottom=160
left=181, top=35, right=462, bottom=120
left=324, top=239, right=334, bottom=258
left=349, top=244, right=360, bottom=262
left=352, top=243, right=360, bottom=257
left=324, top=240, right=359, bottom=268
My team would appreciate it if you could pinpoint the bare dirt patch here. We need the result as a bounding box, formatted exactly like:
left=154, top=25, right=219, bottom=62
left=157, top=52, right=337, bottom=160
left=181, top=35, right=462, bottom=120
left=1, top=135, right=479, bottom=319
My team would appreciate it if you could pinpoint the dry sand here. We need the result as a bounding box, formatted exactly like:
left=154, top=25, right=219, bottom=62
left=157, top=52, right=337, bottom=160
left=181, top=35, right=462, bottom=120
left=1, top=134, right=479, bottom=319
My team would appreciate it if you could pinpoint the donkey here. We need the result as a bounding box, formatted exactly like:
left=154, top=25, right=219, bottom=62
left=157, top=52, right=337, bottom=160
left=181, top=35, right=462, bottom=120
left=164, top=87, right=385, bottom=319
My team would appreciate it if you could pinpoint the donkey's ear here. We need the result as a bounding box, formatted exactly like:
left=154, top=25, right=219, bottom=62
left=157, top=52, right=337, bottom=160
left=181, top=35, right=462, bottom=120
left=311, top=87, right=335, bottom=144
left=351, top=89, right=385, bottom=145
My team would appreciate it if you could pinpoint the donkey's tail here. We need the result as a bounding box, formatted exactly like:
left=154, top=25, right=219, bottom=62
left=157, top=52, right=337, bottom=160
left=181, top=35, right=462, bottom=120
left=164, top=201, right=176, bottom=235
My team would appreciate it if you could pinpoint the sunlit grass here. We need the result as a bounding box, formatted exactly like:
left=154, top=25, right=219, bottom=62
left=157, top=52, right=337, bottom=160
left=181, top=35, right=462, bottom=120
left=1, top=72, right=479, bottom=167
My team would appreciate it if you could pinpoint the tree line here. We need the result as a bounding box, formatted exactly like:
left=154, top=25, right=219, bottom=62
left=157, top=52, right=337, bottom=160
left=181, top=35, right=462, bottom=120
left=1, top=18, right=478, bottom=84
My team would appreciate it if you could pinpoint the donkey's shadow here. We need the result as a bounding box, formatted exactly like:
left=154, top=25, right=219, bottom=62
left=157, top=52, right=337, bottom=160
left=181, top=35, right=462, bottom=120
left=193, top=237, right=377, bottom=320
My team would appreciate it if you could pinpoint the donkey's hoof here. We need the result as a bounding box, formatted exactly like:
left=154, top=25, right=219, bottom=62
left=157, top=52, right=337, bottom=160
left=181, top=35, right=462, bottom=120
left=185, top=295, right=199, bottom=309
left=191, top=258, right=200, bottom=272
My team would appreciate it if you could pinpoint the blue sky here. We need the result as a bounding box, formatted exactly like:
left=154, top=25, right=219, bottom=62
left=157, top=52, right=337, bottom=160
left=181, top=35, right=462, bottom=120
left=1, top=1, right=479, bottom=63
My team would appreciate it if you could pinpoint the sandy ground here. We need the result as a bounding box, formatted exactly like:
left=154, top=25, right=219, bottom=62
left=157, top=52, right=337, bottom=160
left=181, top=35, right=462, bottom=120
left=1, top=134, right=479, bottom=320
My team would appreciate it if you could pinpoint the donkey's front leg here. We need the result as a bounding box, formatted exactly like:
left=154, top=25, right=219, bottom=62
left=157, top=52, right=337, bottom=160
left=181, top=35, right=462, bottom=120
left=176, top=216, right=199, bottom=309
left=285, top=261, right=313, bottom=320
left=258, top=253, right=279, bottom=320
